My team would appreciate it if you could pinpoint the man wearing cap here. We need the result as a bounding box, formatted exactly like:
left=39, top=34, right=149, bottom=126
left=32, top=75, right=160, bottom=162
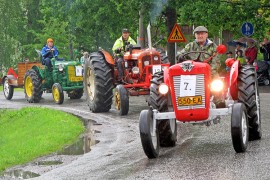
left=41, top=38, right=59, bottom=69
left=112, top=28, right=136, bottom=81
left=178, top=26, right=220, bottom=76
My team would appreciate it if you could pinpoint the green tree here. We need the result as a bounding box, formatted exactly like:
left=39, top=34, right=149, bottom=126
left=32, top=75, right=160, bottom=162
left=0, top=0, right=25, bottom=73
left=0, top=0, right=269, bottom=72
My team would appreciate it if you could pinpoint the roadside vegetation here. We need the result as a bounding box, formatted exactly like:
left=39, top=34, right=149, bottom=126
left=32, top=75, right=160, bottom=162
left=0, top=86, right=24, bottom=92
left=0, top=107, right=84, bottom=172
left=0, top=0, right=269, bottom=70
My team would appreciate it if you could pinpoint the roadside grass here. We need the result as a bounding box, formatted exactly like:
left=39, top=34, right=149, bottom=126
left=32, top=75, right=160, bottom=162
left=0, top=86, right=24, bottom=92
left=0, top=107, right=84, bottom=172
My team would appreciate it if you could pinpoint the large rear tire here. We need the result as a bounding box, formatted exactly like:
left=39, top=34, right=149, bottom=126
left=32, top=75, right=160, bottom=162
left=148, top=71, right=177, bottom=147
left=139, top=109, right=159, bottom=159
left=84, top=52, right=114, bottom=112
left=3, top=77, right=14, bottom=100
left=238, top=65, right=261, bottom=141
left=24, top=69, right=42, bottom=103
left=156, top=48, right=169, bottom=64
left=231, top=103, right=249, bottom=153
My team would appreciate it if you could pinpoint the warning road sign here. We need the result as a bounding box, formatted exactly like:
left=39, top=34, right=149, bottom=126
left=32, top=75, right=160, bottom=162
left=167, top=24, right=186, bottom=43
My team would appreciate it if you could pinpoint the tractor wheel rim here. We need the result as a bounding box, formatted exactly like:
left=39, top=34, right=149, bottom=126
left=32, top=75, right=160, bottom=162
left=255, top=82, right=261, bottom=130
left=86, top=67, right=95, bottom=101
left=169, top=118, right=176, bottom=133
left=265, top=79, right=269, bottom=85
left=150, top=116, right=157, bottom=148
left=53, top=87, right=60, bottom=102
left=115, top=91, right=121, bottom=110
left=242, top=112, right=248, bottom=144
left=25, top=76, right=33, bottom=97
left=3, top=80, right=9, bottom=96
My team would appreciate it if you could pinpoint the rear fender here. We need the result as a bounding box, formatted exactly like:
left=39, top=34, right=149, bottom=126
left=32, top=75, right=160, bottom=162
left=229, top=60, right=240, bottom=100
left=31, top=66, right=44, bottom=79
left=100, top=50, right=114, bottom=65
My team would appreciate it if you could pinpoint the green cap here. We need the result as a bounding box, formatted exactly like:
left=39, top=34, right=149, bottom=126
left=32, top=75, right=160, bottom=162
left=193, top=26, right=208, bottom=34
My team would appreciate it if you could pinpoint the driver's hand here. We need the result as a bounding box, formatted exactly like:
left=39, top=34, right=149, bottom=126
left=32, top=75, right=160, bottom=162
left=115, top=48, right=123, bottom=54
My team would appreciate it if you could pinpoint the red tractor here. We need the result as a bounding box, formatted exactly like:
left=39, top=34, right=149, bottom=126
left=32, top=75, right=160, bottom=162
left=83, top=43, right=170, bottom=115
left=139, top=45, right=261, bottom=158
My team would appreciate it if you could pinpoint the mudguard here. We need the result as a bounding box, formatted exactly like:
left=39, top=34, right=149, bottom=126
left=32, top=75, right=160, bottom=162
left=31, top=65, right=44, bottom=79
left=229, top=60, right=240, bottom=100
left=100, top=50, right=114, bottom=65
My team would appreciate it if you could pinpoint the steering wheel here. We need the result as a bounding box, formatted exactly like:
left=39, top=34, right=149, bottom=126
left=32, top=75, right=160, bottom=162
left=178, top=51, right=212, bottom=63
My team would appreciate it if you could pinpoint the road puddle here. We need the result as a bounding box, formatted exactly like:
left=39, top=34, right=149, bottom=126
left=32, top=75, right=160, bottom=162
left=0, top=117, right=100, bottom=179
left=57, top=118, right=100, bottom=155
left=0, top=170, right=40, bottom=179
left=35, top=160, right=63, bottom=166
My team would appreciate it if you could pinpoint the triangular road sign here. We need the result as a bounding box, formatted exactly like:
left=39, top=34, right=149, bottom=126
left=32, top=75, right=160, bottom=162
left=168, top=24, right=186, bottom=43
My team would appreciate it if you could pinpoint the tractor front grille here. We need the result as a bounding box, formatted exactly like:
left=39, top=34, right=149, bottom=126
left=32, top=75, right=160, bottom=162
left=173, top=74, right=205, bottom=110
left=68, top=66, right=83, bottom=82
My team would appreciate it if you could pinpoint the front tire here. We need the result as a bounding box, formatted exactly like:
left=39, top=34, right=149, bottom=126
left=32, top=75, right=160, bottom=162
left=84, top=52, right=114, bottom=112
left=148, top=71, right=177, bottom=147
left=231, top=103, right=249, bottom=153
left=139, top=109, right=159, bottom=159
left=114, top=85, right=129, bottom=115
left=24, top=69, right=42, bottom=103
left=3, top=77, right=14, bottom=100
left=67, top=89, right=83, bottom=99
left=52, top=83, right=64, bottom=104
left=238, top=65, right=261, bottom=140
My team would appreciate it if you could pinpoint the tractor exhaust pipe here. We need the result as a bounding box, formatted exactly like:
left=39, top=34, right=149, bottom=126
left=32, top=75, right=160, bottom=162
left=147, top=23, right=152, bottom=50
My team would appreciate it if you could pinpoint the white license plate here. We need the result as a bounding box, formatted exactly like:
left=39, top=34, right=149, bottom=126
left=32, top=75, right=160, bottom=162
left=152, top=65, right=161, bottom=74
left=75, top=66, right=83, bottom=76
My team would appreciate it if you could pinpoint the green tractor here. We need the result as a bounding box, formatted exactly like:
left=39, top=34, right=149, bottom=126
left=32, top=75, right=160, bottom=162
left=24, top=52, right=84, bottom=104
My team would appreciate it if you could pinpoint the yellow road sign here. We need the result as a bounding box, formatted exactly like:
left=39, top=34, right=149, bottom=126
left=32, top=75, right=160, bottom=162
left=168, top=24, right=186, bottom=43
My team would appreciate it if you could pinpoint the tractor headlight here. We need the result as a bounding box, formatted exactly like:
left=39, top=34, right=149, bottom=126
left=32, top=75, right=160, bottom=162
left=210, top=79, right=224, bottom=92
left=154, top=56, right=159, bottom=61
left=132, top=66, right=140, bottom=74
left=58, top=64, right=64, bottom=71
left=158, top=83, right=169, bottom=95
left=144, top=61, right=149, bottom=66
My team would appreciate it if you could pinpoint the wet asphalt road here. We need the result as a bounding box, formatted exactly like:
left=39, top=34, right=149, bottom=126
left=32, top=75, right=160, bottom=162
left=1, top=86, right=270, bottom=180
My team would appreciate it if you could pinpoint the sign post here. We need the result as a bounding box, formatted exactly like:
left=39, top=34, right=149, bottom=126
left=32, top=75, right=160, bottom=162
left=167, top=24, right=186, bottom=43
left=167, top=24, right=186, bottom=64
left=241, top=22, right=254, bottom=37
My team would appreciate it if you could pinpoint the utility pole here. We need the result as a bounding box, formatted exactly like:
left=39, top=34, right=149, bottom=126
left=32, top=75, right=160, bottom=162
left=165, top=6, right=177, bottom=65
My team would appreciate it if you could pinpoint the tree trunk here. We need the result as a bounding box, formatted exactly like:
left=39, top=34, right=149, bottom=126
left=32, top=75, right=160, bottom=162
left=69, top=41, right=73, bottom=59
left=165, top=7, right=177, bottom=65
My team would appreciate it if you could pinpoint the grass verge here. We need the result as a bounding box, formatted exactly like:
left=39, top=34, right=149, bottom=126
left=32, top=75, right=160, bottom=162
left=0, top=85, right=24, bottom=92
left=0, top=107, right=84, bottom=172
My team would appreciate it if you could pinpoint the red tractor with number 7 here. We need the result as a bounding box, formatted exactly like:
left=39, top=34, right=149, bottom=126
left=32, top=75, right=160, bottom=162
left=139, top=44, right=261, bottom=158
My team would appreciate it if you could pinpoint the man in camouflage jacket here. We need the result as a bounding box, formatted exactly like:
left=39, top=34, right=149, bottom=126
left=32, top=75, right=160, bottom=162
left=178, top=26, right=220, bottom=77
